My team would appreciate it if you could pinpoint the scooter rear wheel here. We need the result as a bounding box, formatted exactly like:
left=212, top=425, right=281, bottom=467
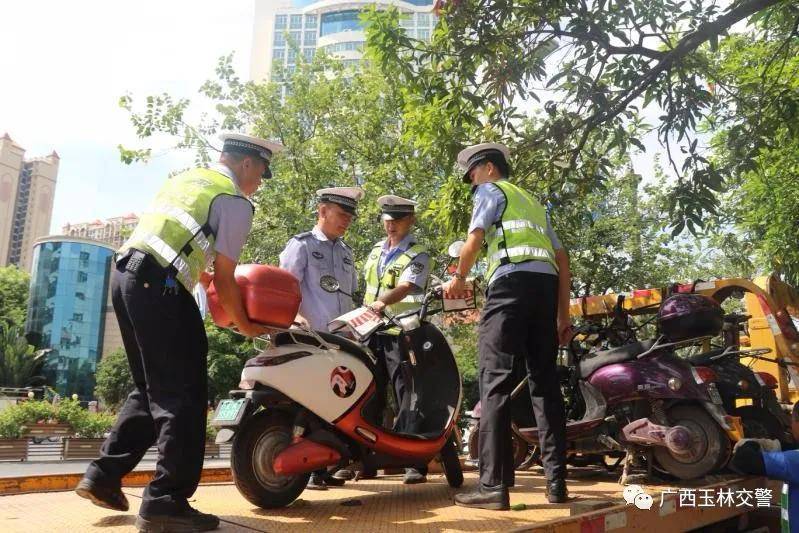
left=467, top=421, right=529, bottom=469
left=440, top=434, right=464, bottom=488
left=231, top=410, right=310, bottom=508
left=652, top=404, right=730, bottom=480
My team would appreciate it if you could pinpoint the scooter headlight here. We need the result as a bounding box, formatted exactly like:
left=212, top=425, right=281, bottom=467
left=737, top=379, right=750, bottom=391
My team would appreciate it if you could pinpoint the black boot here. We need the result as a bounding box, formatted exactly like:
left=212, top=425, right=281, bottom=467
left=546, top=478, right=568, bottom=503
left=135, top=506, right=219, bottom=532
left=454, top=485, right=510, bottom=510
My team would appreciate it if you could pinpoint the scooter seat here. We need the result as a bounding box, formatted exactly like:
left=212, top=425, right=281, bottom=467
left=578, top=339, right=655, bottom=378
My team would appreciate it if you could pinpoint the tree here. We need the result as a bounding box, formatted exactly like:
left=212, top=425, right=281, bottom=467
left=703, top=19, right=799, bottom=284
left=94, top=348, right=134, bottom=410
left=0, top=265, right=30, bottom=330
left=206, top=323, right=253, bottom=403
left=363, top=1, right=796, bottom=234
left=0, top=324, right=44, bottom=388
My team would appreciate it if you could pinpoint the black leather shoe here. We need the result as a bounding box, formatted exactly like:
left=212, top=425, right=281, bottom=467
left=306, top=473, right=328, bottom=490
left=546, top=478, right=568, bottom=503
left=454, top=485, right=510, bottom=510
left=75, top=477, right=129, bottom=512
left=324, top=474, right=346, bottom=487
left=403, top=468, right=427, bottom=484
left=135, top=507, right=219, bottom=532
left=332, top=468, right=355, bottom=481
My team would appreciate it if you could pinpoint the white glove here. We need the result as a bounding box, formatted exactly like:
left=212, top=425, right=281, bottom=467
left=733, top=438, right=781, bottom=453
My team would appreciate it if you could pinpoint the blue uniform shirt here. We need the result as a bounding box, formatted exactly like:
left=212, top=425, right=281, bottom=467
left=468, top=181, right=562, bottom=286
left=376, top=233, right=432, bottom=290
left=763, top=449, right=799, bottom=531
left=279, top=226, right=357, bottom=332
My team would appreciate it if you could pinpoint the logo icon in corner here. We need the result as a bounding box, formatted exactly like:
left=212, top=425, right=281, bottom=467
left=331, top=366, right=357, bottom=398
left=623, top=484, right=654, bottom=510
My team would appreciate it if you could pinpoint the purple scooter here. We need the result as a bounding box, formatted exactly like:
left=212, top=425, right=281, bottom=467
left=518, top=294, right=744, bottom=483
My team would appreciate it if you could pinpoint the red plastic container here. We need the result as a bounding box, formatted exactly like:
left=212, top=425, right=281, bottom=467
left=207, top=264, right=301, bottom=329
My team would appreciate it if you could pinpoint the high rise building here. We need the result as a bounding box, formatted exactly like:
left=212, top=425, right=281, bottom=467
left=250, top=0, right=436, bottom=86
left=62, top=213, right=139, bottom=249
left=25, top=236, right=122, bottom=400
left=0, top=133, right=59, bottom=272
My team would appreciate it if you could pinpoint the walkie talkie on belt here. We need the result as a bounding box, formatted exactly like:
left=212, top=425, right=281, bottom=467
left=125, top=250, right=146, bottom=274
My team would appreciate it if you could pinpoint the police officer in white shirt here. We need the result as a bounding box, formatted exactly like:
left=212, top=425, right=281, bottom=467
left=279, top=186, right=364, bottom=490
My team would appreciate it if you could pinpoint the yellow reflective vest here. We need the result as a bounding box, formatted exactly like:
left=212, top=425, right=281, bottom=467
left=119, top=167, right=252, bottom=291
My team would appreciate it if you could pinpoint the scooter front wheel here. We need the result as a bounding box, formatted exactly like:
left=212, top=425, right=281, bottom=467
left=231, top=410, right=310, bottom=508
left=440, top=434, right=464, bottom=488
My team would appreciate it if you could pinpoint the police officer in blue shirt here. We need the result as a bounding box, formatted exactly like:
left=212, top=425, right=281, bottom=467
left=338, top=195, right=432, bottom=484
left=444, top=143, right=572, bottom=510
left=279, top=186, right=364, bottom=490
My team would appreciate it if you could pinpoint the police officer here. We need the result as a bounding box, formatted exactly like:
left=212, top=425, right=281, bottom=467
left=279, top=186, right=364, bottom=490
left=77, top=133, right=282, bottom=531
left=361, top=195, right=432, bottom=484
left=444, top=143, right=572, bottom=510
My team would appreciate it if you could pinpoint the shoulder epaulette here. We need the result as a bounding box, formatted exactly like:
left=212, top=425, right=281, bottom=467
left=293, top=231, right=313, bottom=240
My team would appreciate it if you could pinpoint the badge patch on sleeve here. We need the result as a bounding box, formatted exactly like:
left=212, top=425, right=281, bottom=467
left=410, top=262, right=424, bottom=274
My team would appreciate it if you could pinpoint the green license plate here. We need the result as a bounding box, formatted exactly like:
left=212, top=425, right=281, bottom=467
left=212, top=398, right=247, bottom=425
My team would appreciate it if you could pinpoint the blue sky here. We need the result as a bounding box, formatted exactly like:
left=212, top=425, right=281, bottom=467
left=0, top=0, right=254, bottom=233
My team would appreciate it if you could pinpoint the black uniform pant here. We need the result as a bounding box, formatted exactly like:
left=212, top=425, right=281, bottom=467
left=477, top=272, right=566, bottom=488
left=370, top=333, right=427, bottom=473
left=85, top=256, right=208, bottom=516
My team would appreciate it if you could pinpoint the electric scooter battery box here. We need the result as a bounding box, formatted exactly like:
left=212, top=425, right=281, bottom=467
left=207, top=264, right=301, bottom=329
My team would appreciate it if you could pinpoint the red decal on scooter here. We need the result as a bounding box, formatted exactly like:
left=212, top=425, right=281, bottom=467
left=331, top=366, right=357, bottom=398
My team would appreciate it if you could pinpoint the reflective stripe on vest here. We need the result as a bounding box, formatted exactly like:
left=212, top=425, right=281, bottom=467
left=363, top=240, right=430, bottom=318
left=119, top=167, right=251, bottom=291
left=485, top=181, right=557, bottom=282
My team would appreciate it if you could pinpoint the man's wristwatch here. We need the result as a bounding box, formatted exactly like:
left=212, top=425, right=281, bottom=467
left=453, top=272, right=466, bottom=281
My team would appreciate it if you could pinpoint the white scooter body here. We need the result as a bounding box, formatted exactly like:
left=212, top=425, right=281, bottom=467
left=239, top=341, right=373, bottom=423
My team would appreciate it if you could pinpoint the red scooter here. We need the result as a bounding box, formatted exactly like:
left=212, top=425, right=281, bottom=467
left=211, top=283, right=464, bottom=508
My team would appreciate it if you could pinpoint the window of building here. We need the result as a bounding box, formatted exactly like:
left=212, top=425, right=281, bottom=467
left=417, top=28, right=431, bottom=40
left=289, top=31, right=301, bottom=45
left=406, top=29, right=416, bottom=39
left=290, top=14, right=303, bottom=29
left=72, top=313, right=83, bottom=322
left=287, top=48, right=297, bottom=64
left=303, top=48, right=315, bottom=62
left=399, top=14, right=413, bottom=28
left=273, top=48, right=285, bottom=62
left=275, top=14, right=287, bottom=29
left=75, top=292, right=85, bottom=300
left=274, top=32, right=286, bottom=46
left=417, top=13, right=430, bottom=26
left=305, top=14, right=317, bottom=27
left=320, top=10, right=362, bottom=36
left=77, top=271, right=88, bottom=283
left=304, top=30, right=317, bottom=46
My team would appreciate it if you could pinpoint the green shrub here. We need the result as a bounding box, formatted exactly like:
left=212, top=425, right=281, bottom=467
left=73, top=412, right=116, bottom=438
left=0, top=400, right=56, bottom=438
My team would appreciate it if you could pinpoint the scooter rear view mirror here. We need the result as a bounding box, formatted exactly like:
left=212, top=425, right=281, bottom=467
left=320, top=275, right=352, bottom=297
left=447, top=240, right=466, bottom=258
